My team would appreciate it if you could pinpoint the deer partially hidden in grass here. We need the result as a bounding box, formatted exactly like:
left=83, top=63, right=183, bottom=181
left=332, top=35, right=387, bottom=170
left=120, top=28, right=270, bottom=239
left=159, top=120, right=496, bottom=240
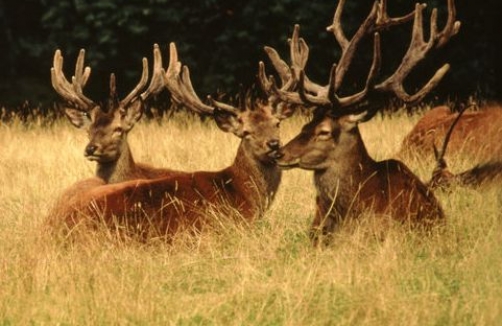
left=48, top=38, right=304, bottom=239
left=260, top=0, right=460, bottom=244
left=47, top=45, right=189, bottom=227
left=428, top=105, right=502, bottom=189
left=399, top=103, right=502, bottom=163
left=51, top=44, right=180, bottom=184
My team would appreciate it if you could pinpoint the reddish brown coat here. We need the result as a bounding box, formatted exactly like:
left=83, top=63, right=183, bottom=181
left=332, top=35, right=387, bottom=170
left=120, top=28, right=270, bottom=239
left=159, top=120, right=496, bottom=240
left=400, top=104, right=502, bottom=162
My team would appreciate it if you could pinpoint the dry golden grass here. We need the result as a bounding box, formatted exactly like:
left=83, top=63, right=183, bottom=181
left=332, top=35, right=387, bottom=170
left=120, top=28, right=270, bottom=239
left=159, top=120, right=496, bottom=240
left=1, top=109, right=501, bottom=325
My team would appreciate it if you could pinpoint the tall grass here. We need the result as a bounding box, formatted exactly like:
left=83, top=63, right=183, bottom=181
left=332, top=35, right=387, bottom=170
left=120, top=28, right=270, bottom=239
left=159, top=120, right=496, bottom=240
left=1, top=110, right=501, bottom=325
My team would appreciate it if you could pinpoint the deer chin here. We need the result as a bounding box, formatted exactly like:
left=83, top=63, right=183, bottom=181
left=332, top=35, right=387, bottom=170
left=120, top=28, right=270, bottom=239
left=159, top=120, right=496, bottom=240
left=276, top=158, right=301, bottom=169
left=84, top=154, right=101, bottom=162
left=85, top=154, right=114, bottom=163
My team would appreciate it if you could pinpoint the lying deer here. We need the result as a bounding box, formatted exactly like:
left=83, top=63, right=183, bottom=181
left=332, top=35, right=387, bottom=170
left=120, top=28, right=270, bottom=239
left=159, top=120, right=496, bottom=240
left=399, top=103, right=502, bottom=163
left=51, top=44, right=180, bottom=184
left=47, top=45, right=187, bottom=221
left=429, top=107, right=502, bottom=189
left=48, top=37, right=304, bottom=238
left=260, top=0, right=460, bottom=244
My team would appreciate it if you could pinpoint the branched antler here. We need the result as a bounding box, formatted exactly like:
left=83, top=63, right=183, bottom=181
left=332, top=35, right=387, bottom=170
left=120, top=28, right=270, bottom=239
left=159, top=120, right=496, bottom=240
left=51, top=49, right=94, bottom=111
left=264, top=0, right=460, bottom=114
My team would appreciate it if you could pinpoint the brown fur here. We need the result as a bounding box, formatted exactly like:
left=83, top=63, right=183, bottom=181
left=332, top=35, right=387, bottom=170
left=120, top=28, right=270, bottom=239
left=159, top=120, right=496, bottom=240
left=47, top=102, right=182, bottom=229
left=400, top=104, right=502, bottom=162
left=429, top=159, right=502, bottom=189
left=47, top=103, right=292, bottom=239
left=277, top=109, right=444, bottom=245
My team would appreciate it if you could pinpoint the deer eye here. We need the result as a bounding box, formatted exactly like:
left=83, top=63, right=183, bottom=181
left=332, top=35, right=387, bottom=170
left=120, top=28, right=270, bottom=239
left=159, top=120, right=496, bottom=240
left=318, top=130, right=331, bottom=138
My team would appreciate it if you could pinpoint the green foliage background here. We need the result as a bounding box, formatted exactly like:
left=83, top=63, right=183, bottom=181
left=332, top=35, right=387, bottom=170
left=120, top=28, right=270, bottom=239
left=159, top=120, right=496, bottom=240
left=0, top=0, right=500, bottom=110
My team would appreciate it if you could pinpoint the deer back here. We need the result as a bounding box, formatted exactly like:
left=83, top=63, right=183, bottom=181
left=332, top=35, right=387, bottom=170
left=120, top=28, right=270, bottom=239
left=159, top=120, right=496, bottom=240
left=400, top=104, right=502, bottom=162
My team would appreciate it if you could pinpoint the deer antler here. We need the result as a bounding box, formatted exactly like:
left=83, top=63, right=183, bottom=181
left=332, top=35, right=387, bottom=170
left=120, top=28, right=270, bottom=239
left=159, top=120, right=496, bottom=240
left=429, top=103, right=469, bottom=188
left=139, top=44, right=167, bottom=101
left=374, top=1, right=459, bottom=104
left=436, top=0, right=461, bottom=48
left=266, top=0, right=460, bottom=112
left=51, top=49, right=95, bottom=111
left=164, top=42, right=227, bottom=115
left=119, top=58, right=149, bottom=107
left=258, top=24, right=319, bottom=101
left=433, top=103, right=473, bottom=166
left=119, top=43, right=171, bottom=108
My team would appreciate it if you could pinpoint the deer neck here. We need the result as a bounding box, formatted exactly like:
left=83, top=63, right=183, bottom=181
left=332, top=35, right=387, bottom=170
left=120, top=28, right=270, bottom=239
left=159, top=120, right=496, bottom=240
left=96, top=140, right=136, bottom=184
left=229, top=142, right=282, bottom=212
left=314, top=129, right=377, bottom=214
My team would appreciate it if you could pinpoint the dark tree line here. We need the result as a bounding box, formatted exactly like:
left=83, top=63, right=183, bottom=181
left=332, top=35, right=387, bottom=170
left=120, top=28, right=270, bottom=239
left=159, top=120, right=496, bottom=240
left=0, top=0, right=500, bottom=113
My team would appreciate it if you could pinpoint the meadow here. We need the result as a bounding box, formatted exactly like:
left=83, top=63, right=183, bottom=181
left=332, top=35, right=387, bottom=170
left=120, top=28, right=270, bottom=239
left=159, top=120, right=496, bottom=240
left=0, top=108, right=501, bottom=325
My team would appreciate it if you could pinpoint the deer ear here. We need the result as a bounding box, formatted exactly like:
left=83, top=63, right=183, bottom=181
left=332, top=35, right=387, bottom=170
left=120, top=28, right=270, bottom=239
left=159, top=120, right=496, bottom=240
left=342, top=109, right=379, bottom=128
left=121, top=98, right=144, bottom=131
left=64, top=108, right=92, bottom=128
left=339, top=111, right=370, bottom=130
left=214, top=108, right=242, bottom=136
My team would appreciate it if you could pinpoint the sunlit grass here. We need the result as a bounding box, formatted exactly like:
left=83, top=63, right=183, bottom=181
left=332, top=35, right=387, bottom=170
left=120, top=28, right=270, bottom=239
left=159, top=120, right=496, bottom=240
left=1, top=109, right=501, bottom=325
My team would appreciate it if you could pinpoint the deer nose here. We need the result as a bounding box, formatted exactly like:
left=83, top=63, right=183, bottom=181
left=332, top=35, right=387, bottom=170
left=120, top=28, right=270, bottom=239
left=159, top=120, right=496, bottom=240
left=267, top=139, right=281, bottom=150
left=85, top=144, right=97, bottom=156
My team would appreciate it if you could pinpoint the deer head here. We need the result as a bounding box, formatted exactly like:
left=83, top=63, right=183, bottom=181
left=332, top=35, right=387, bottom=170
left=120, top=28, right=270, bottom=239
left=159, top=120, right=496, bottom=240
left=164, top=43, right=294, bottom=165
left=51, top=44, right=165, bottom=164
left=260, top=0, right=460, bottom=170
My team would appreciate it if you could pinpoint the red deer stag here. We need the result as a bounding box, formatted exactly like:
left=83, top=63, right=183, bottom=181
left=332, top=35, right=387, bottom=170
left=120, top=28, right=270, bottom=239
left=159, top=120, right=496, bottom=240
left=48, top=38, right=303, bottom=238
left=399, top=103, right=502, bottom=163
left=51, top=44, right=180, bottom=184
left=428, top=106, right=502, bottom=189
left=260, top=0, right=460, bottom=244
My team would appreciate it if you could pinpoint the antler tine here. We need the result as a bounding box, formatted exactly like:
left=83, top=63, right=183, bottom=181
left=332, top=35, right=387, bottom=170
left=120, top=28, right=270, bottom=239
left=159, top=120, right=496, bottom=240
left=164, top=42, right=216, bottom=115
left=375, top=3, right=450, bottom=104
left=333, top=1, right=379, bottom=92
left=165, top=42, right=183, bottom=103
left=289, top=28, right=382, bottom=110
left=262, top=24, right=310, bottom=89
left=109, top=73, right=117, bottom=99
left=289, top=24, right=308, bottom=74
left=73, top=48, right=91, bottom=88
left=263, top=47, right=291, bottom=87
left=374, top=0, right=416, bottom=31
left=140, top=44, right=166, bottom=101
left=297, top=69, right=331, bottom=106
left=327, top=0, right=349, bottom=50
left=120, top=57, right=149, bottom=106
left=329, top=0, right=420, bottom=93
left=178, top=65, right=215, bottom=114
left=289, top=24, right=326, bottom=94
left=257, top=61, right=278, bottom=96
left=436, top=0, right=461, bottom=48
left=207, top=95, right=240, bottom=115
left=266, top=73, right=306, bottom=105
left=336, top=32, right=382, bottom=109
left=51, top=49, right=95, bottom=111
left=328, top=0, right=416, bottom=41
left=261, top=24, right=326, bottom=101
left=433, top=104, right=469, bottom=167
